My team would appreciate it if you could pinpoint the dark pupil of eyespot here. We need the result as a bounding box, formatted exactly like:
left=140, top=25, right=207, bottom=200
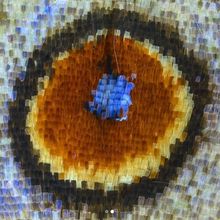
left=9, top=8, right=210, bottom=216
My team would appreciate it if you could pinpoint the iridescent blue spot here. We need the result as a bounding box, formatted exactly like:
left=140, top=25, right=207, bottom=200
left=31, top=21, right=39, bottom=28
left=34, top=6, right=40, bottom=12
left=15, top=27, right=21, bottom=34
left=87, top=74, right=135, bottom=121
left=6, top=64, right=10, bottom=71
left=44, top=208, right=52, bottom=217
left=22, top=51, right=28, bottom=58
left=44, top=6, right=51, bottom=14
left=24, top=178, right=31, bottom=187
left=55, top=200, right=62, bottom=210
left=22, top=188, right=30, bottom=196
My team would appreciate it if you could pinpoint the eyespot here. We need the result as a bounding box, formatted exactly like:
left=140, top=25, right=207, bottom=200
left=8, top=8, right=212, bottom=216
left=2, top=1, right=219, bottom=219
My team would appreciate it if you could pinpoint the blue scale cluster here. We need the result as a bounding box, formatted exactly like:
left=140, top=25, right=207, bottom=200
left=88, top=74, right=135, bottom=121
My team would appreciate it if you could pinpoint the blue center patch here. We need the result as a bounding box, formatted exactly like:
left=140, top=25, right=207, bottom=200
left=87, top=74, right=135, bottom=121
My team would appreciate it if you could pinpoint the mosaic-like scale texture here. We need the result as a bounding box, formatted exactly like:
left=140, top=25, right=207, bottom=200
left=26, top=34, right=193, bottom=190
left=7, top=7, right=211, bottom=217
left=0, top=0, right=219, bottom=219
left=87, top=73, right=135, bottom=121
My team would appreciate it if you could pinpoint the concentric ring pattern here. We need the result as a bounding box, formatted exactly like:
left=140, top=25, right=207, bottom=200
left=26, top=33, right=194, bottom=189
left=0, top=0, right=220, bottom=219
left=9, top=8, right=210, bottom=213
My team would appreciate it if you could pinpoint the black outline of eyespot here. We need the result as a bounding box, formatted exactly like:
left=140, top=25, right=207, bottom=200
left=8, top=8, right=211, bottom=218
